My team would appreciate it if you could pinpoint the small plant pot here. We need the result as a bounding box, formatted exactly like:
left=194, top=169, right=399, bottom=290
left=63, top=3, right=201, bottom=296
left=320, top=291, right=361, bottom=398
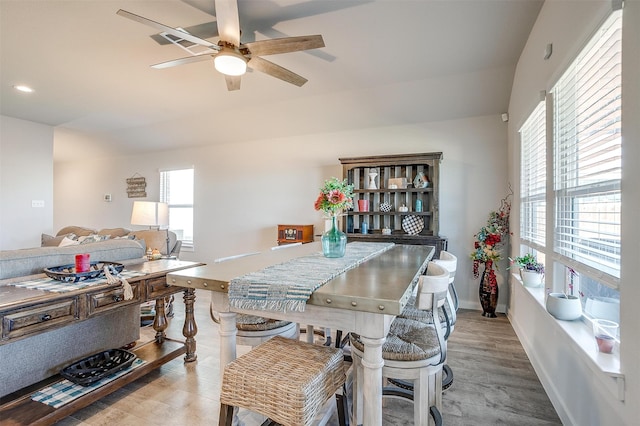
left=520, top=270, right=544, bottom=287
left=546, top=293, right=582, bottom=321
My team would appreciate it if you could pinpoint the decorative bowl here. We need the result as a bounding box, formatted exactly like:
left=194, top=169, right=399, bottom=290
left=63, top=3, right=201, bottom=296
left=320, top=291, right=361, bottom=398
left=546, top=293, right=582, bottom=321
left=44, top=261, right=124, bottom=283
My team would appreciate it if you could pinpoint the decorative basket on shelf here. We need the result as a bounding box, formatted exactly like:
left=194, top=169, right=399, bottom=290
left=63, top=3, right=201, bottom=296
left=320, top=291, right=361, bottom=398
left=60, top=348, right=137, bottom=386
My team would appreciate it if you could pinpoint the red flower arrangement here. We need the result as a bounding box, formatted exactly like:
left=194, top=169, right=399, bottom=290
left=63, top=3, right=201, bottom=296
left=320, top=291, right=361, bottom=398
left=470, top=198, right=511, bottom=288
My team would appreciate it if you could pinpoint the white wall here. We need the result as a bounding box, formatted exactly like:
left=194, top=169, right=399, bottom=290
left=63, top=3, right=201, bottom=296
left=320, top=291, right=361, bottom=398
left=52, top=114, right=509, bottom=310
left=0, top=115, right=54, bottom=249
left=507, top=1, right=640, bottom=424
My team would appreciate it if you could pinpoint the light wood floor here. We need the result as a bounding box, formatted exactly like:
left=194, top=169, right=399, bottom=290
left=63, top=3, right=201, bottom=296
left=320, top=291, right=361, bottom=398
left=54, top=295, right=562, bottom=425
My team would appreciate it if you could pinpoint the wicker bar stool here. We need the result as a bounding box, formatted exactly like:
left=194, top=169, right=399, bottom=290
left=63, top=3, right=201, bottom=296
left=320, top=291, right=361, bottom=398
left=350, top=261, right=450, bottom=426
left=219, top=335, right=347, bottom=426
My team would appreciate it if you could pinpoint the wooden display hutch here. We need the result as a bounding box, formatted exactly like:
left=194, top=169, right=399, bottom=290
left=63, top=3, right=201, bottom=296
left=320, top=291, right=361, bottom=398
left=340, top=153, right=447, bottom=256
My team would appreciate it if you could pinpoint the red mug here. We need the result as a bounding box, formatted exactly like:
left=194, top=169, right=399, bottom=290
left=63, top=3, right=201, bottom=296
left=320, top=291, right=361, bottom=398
left=357, top=199, right=369, bottom=212
left=75, top=253, right=90, bottom=273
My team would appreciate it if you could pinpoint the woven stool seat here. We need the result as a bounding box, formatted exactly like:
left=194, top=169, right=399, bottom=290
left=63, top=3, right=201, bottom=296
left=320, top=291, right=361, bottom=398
left=351, top=317, right=441, bottom=362
left=400, top=295, right=449, bottom=325
left=213, top=311, right=293, bottom=331
left=220, top=335, right=346, bottom=426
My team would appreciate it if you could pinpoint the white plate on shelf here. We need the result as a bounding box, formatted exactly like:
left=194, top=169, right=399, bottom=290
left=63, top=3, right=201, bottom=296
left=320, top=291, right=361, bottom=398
left=402, top=215, right=424, bottom=235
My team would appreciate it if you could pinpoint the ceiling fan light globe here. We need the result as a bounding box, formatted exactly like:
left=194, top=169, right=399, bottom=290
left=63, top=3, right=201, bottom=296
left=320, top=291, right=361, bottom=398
left=214, top=50, right=247, bottom=76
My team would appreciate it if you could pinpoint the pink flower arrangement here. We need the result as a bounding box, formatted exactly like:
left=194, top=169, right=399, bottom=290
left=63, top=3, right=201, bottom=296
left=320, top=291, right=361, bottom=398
left=314, top=177, right=354, bottom=217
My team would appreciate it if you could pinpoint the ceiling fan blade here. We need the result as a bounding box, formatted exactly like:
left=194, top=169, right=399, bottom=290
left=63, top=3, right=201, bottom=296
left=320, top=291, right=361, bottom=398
left=117, top=9, right=219, bottom=50
left=214, top=0, right=241, bottom=46
left=243, top=35, right=324, bottom=56
left=225, top=75, right=241, bottom=91
left=247, top=56, right=308, bottom=87
left=151, top=54, right=215, bottom=69
left=150, top=21, right=219, bottom=45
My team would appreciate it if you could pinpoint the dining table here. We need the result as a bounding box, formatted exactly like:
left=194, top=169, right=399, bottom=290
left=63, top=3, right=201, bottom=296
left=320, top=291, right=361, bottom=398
left=166, top=241, right=434, bottom=426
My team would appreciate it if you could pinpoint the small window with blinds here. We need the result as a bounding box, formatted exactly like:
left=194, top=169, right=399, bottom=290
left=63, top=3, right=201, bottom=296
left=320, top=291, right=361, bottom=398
left=520, top=101, right=546, bottom=248
left=160, top=168, right=195, bottom=249
left=552, top=10, right=622, bottom=283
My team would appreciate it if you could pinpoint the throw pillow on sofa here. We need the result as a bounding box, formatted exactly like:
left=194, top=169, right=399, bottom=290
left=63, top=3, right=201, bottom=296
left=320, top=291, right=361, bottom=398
left=98, top=228, right=131, bottom=238
left=56, top=226, right=97, bottom=237
left=77, top=234, right=110, bottom=244
left=42, top=233, right=76, bottom=247
left=58, top=236, right=80, bottom=247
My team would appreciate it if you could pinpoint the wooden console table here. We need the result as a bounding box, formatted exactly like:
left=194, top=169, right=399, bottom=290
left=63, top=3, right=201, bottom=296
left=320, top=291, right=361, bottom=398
left=0, top=259, right=203, bottom=426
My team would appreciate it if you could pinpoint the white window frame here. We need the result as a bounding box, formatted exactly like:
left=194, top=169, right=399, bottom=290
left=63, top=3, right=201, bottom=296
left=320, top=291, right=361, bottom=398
left=551, top=9, right=622, bottom=289
left=519, top=101, right=547, bottom=249
left=160, top=167, right=194, bottom=250
left=517, top=9, right=622, bottom=320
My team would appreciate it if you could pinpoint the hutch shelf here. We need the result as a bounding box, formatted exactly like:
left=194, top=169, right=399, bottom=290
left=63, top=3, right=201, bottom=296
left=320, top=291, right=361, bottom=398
left=340, top=153, right=447, bottom=256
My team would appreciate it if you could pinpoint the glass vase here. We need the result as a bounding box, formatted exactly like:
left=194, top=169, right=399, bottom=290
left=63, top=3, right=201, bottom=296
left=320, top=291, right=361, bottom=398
left=322, top=216, right=347, bottom=258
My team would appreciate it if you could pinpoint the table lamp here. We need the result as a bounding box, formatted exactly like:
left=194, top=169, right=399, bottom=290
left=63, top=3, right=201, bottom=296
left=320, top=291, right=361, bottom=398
left=130, top=201, right=173, bottom=258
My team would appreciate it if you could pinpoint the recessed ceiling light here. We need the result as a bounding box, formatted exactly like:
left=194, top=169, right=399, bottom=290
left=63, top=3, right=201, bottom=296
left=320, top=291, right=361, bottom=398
left=14, top=85, right=34, bottom=93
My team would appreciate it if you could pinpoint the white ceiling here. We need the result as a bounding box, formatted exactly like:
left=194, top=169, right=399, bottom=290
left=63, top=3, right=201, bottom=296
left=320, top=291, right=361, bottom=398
left=0, top=0, right=543, bottom=158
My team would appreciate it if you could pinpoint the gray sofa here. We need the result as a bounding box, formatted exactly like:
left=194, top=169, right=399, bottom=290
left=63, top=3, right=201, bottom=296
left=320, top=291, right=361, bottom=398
left=52, top=225, right=182, bottom=258
left=0, top=238, right=146, bottom=281
left=0, top=238, right=146, bottom=397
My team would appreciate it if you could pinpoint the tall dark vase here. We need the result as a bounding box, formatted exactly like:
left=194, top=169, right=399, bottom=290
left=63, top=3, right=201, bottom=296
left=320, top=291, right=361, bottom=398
left=479, top=265, right=498, bottom=318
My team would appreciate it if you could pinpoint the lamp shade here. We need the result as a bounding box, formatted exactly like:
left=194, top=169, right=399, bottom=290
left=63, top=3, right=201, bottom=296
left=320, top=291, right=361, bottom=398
left=131, top=201, right=169, bottom=227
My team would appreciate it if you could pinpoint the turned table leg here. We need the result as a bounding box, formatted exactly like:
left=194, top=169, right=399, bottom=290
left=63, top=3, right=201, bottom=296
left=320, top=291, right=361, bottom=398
left=182, top=288, right=198, bottom=362
left=153, top=297, right=168, bottom=343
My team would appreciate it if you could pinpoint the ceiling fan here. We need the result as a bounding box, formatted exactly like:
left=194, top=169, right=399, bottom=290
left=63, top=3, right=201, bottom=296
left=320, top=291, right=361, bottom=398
left=117, top=0, right=325, bottom=91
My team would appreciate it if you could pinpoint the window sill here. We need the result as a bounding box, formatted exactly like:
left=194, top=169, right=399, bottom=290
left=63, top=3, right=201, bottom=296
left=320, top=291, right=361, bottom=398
left=511, top=273, right=625, bottom=401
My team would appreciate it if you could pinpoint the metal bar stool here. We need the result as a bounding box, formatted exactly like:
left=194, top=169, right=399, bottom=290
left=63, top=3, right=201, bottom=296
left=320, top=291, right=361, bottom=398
left=219, top=336, right=348, bottom=426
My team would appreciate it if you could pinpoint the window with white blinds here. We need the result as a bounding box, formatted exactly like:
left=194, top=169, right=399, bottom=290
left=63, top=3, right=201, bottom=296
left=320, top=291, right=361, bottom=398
left=520, top=101, right=546, bottom=247
left=552, top=10, right=622, bottom=282
left=160, top=168, right=194, bottom=248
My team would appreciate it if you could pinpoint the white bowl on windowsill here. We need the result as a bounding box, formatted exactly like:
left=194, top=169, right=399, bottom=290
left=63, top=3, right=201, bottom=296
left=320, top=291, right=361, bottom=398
left=546, top=293, right=583, bottom=321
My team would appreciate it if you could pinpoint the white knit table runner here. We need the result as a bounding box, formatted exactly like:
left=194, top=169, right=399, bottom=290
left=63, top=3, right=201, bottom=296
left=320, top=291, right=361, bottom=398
left=229, top=242, right=395, bottom=313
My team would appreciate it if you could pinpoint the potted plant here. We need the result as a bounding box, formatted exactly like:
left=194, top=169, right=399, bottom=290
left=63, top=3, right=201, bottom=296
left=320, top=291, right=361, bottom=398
left=511, top=253, right=545, bottom=287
